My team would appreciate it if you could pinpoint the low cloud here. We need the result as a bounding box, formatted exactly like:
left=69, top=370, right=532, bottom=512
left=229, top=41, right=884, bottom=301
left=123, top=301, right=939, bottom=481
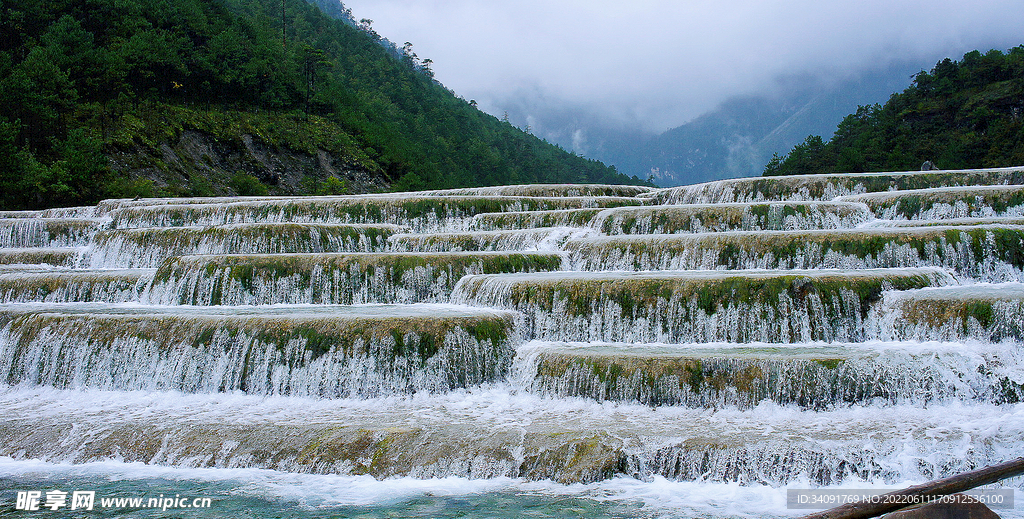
left=342, top=0, right=1024, bottom=132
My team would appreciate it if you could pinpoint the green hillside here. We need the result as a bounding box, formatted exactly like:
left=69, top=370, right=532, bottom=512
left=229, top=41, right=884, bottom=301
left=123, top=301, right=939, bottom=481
left=0, top=0, right=642, bottom=210
left=764, top=47, right=1024, bottom=176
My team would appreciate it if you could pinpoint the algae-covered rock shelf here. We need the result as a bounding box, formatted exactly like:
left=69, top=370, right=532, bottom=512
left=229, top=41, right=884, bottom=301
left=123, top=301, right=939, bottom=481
left=451, top=268, right=952, bottom=342
left=564, top=226, right=1024, bottom=279
left=1, top=169, right=1022, bottom=504
left=520, top=340, right=1024, bottom=408
left=0, top=303, right=516, bottom=397
left=147, top=252, right=565, bottom=305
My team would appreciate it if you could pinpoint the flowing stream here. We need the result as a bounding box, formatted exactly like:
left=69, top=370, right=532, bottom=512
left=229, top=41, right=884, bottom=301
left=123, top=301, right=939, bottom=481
left=1, top=170, right=1023, bottom=518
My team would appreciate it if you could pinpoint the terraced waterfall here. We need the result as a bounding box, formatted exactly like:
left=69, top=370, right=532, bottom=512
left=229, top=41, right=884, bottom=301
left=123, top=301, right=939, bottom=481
left=1, top=171, right=1023, bottom=517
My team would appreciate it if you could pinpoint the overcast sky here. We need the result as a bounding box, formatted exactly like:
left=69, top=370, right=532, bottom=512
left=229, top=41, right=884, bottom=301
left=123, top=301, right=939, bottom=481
left=341, top=0, right=1024, bottom=133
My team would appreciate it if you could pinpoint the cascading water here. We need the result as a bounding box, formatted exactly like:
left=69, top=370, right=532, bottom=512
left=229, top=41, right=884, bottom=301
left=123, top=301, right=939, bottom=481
left=104, top=194, right=646, bottom=232
left=562, top=226, right=1024, bottom=282
left=587, top=202, right=874, bottom=234
left=144, top=252, right=565, bottom=305
left=838, top=184, right=1024, bottom=221
left=449, top=268, right=953, bottom=343
left=85, top=223, right=403, bottom=268
left=0, top=218, right=105, bottom=248
left=1, top=172, right=1022, bottom=519
left=0, top=303, right=517, bottom=397
left=0, top=268, right=153, bottom=303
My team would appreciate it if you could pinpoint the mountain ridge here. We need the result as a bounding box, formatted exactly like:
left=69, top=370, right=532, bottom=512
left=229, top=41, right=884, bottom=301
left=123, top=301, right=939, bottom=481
left=506, top=64, right=931, bottom=187
left=764, top=47, right=1024, bottom=176
left=0, top=0, right=644, bottom=210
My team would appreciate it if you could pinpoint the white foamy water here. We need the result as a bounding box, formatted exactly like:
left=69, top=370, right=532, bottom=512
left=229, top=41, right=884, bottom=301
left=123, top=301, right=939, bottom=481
left=0, top=457, right=813, bottom=518
left=0, top=386, right=1021, bottom=517
left=0, top=386, right=1021, bottom=484
left=13, top=456, right=985, bottom=518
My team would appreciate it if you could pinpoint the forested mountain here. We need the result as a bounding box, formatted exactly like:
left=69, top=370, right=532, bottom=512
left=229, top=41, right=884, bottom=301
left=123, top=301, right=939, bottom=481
left=764, top=47, right=1024, bottom=176
left=0, top=0, right=642, bottom=210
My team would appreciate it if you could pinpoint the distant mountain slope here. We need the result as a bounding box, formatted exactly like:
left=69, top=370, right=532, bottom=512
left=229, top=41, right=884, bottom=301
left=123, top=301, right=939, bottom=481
left=764, top=47, right=1024, bottom=176
left=502, top=65, right=918, bottom=187
left=0, top=0, right=642, bottom=210
left=639, top=95, right=808, bottom=185
left=580, top=67, right=916, bottom=187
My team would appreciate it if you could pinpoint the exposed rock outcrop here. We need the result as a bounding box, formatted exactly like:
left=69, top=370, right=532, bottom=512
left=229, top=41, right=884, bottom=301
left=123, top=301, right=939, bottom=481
left=107, top=129, right=387, bottom=196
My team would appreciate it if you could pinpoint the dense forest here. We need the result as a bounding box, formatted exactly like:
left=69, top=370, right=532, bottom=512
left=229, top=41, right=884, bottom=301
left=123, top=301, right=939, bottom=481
left=763, top=47, right=1024, bottom=176
left=0, top=0, right=642, bottom=210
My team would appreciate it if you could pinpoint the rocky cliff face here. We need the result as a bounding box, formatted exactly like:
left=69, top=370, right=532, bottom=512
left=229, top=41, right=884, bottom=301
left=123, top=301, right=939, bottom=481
left=107, top=129, right=388, bottom=196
